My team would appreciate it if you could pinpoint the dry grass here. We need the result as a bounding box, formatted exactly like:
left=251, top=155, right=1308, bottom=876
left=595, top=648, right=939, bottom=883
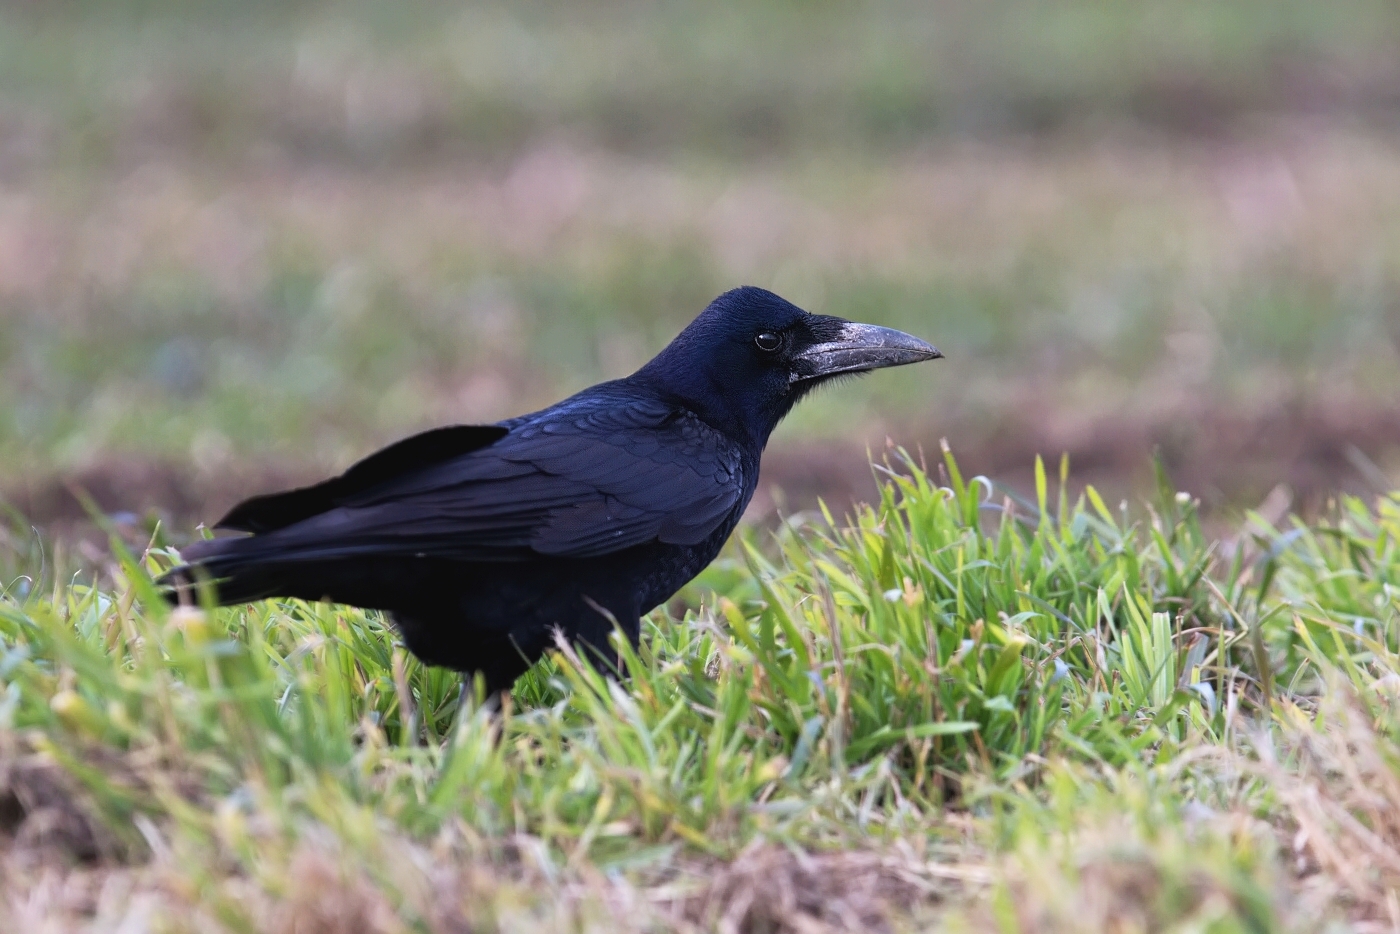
left=985, top=795, right=1286, bottom=933
left=0, top=737, right=125, bottom=865
left=0, top=825, right=984, bottom=933
left=0, top=728, right=976, bottom=933
left=1257, top=686, right=1400, bottom=931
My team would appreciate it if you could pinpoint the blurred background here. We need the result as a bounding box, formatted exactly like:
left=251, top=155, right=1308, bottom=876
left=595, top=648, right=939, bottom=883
left=3, top=0, right=1400, bottom=540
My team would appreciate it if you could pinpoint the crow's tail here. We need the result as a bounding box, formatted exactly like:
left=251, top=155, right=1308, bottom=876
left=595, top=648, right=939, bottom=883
left=158, top=536, right=290, bottom=606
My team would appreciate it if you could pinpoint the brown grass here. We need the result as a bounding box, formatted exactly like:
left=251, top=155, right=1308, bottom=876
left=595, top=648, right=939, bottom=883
left=1258, top=685, right=1400, bottom=931
left=0, top=782, right=982, bottom=934
left=0, top=737, right=122, bottom=865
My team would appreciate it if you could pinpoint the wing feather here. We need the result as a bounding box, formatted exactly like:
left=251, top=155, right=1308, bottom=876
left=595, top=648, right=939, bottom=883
left=216, top=424, right=508, bottom=533
left=248, top=394, right=746, bottom=562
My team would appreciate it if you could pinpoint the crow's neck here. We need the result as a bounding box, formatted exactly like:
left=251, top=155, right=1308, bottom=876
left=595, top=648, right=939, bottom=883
left=627, top=370, right=781, bottom=454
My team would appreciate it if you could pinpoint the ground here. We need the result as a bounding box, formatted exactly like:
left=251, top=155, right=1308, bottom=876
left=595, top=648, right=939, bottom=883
left=5, top=2, right=1400, bottom=930
left=3, top=453, right=1400, bottom=932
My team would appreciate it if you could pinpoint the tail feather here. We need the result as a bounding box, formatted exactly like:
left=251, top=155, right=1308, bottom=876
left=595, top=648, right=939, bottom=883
left=159, top=535, right=415, bottom=609
left=159, top=536, right=287, bottom=606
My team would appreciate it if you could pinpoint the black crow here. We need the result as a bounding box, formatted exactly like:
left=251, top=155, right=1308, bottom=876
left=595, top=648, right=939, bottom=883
left=164, top=287, right=941, bottom=695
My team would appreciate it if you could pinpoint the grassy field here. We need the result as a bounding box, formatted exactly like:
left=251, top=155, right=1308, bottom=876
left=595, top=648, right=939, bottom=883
left=6, top=2, right=1400, bottom=929
left=4, top=0, right=1400, bottom=526
left=2, top=451, right=1400, bottom=931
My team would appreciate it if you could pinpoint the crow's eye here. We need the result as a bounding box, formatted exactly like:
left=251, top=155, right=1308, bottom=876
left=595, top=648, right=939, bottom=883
left=754, top=332, right=782, bottom=352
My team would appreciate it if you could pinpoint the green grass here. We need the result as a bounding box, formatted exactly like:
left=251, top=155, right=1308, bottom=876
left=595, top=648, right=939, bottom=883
left=3, top=452, right=1400, bottom=930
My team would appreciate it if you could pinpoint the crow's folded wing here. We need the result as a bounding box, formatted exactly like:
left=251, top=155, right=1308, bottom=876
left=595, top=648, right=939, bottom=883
left=256, top=396, right=747, bottom=562
left=216, top=425, right=510, bottom=533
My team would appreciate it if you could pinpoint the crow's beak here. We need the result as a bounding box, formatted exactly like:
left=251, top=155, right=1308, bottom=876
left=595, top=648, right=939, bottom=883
left=792, top=322, right=942, bottom=383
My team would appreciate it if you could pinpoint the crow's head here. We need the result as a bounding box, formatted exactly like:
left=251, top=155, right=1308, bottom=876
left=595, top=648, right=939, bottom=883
left=634, top=286, right=941, bottom=447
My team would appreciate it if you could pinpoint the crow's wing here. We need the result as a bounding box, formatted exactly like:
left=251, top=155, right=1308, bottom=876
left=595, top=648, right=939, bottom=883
left=216, top=425, right=510, bottom=533
left=253, top=395, right=747, bottom=562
